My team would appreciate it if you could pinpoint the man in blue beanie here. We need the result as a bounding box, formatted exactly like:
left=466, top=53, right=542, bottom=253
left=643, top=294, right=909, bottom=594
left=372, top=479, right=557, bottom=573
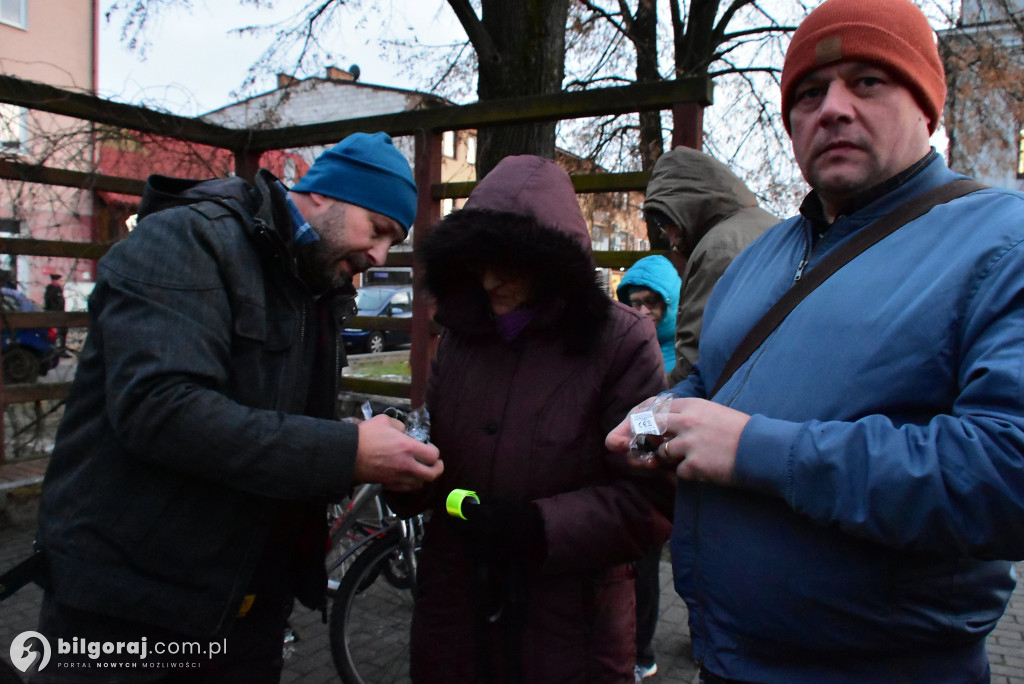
left=289, top=132, right=418, bottom=292
left=31, top=132, right=442, bottom=681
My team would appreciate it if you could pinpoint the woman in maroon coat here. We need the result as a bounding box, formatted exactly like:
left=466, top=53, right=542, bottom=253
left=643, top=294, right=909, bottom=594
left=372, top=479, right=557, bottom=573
left=396, top=155, right=673, bottom=682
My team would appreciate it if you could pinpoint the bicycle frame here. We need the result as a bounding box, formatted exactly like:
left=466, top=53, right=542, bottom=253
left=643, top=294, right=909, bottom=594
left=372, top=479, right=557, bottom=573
left=325, top=483, right=419, bottom=594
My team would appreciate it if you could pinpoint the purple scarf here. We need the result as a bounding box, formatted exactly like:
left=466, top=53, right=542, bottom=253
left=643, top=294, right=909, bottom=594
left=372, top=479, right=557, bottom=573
left=495, top=306, right=537, bottom=341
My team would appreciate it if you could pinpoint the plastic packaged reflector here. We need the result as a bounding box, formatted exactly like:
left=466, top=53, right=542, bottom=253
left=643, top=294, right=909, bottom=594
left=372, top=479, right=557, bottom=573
left=628, top=392, right=673, bottom=463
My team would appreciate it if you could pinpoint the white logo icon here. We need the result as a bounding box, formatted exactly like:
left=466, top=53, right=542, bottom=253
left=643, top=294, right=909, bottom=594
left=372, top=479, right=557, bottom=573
left=10, top=631, right=51, bottom=673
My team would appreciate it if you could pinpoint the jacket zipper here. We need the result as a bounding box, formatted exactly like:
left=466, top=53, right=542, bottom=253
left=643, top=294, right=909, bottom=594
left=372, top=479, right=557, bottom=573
left=794, top=250, right=809, bottom=282
left=794, top=219, right=814, bottom=282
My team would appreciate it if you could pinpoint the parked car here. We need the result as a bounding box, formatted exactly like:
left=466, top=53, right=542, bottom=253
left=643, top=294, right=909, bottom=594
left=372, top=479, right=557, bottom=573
left=343, top=286, right=414, bottom=354
left=1, top=287, right=60, bottom=384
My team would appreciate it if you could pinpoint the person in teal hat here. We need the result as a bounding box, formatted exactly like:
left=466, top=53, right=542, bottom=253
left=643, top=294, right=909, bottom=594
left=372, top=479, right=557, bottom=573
left=616, top=255, right=682, bottom=376
left=614, top=254, right=681, bottom=680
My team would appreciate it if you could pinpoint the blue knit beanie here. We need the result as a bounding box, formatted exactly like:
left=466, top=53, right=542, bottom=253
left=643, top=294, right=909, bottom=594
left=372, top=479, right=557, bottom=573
left=292, top=132, right=417, bottom=234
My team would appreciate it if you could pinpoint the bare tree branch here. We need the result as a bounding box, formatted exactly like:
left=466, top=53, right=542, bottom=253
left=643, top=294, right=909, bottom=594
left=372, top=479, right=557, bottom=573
left=446, top=0, right=500, bottom=66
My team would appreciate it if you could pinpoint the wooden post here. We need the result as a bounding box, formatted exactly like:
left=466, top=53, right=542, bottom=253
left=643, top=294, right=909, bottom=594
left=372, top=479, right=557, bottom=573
left=409, top=130, right=443, bottom=410
left=233, top=149, right=263, bottom=183
left=671, top=102, right=706, bottom=151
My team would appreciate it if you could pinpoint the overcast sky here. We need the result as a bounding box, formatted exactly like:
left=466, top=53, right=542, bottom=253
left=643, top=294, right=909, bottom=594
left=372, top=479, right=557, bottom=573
left=97, top=1, right=462, bottom=116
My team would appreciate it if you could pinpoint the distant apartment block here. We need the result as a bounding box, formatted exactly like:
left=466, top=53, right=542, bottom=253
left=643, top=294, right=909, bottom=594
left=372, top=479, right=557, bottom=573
left=0, top=0, right=98, bottom=306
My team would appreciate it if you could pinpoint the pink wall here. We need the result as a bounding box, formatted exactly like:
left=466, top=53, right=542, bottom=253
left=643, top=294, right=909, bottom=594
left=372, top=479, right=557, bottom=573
left=1, top=0, right=96, bottom=91
left=1, top=1, right=98, bottom=305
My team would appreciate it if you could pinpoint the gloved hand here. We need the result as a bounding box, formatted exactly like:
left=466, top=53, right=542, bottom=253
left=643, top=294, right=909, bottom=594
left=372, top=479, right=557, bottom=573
left=460, top=500, right=547, bottom=563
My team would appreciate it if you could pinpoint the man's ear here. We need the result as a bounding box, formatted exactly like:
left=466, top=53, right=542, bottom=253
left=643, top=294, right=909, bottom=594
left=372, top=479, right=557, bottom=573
left=308, top=192, right=330, bottom=208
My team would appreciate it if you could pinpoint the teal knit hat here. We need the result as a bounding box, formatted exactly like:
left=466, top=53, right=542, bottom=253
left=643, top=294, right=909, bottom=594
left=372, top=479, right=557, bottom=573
left=292, top=132, right=417, bottom=234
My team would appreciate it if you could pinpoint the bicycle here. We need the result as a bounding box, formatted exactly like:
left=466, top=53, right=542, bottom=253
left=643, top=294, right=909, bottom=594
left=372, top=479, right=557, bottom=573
left=324, top=402, right=423, bottom=595
left=327, top=501, right=425, bottom=683
left=325, top=482, right=389, bottom=597
left=324, top=403, right=429, bottom=683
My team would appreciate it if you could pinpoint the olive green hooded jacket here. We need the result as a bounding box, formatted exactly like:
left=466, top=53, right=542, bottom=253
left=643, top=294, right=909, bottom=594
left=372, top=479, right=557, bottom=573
left=644, top=147, right=778, bottom=384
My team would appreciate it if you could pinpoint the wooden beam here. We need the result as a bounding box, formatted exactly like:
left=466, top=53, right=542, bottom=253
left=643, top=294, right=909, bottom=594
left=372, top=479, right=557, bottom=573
left=3, top=381, right=72, bottom=404
left=0, top=160, right=146, bottom=195
left=594, top=250, right=658, bottom=269
left=410, top=131, right=443, bottom=410
left=673, top=102, right=705, bottom=150
left=433, top=171, right=652, bottom=199
left=0, top=74, right=249, bottom=149
left=571, top=171, right=652, bottom=194
left=0, top=312, right=90, bottom=329
left=245, top=78, right=714, bottom=151
left=338, top=377, right=412, bottom=399
left=347, top=316, right=411, bottom=333
left=1, top=73, right=711, bottom=159
left=0, top=237, right=113, bottom=260
left=379, top=251, right=414, bottom=268
left=234, top=149, right=263, bottom=183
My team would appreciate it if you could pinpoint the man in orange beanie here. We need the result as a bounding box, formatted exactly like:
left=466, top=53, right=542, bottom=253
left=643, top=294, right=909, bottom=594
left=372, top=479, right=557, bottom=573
left=607, top=0, right=1024, bottom=682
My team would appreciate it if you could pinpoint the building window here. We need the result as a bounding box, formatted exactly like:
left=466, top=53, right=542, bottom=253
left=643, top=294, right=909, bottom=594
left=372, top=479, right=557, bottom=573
left=1018, top=125, right=1024, bottom=179
left=466, top=135, right=477, bottom=165
left=0, top=103, right=26, bottom=153
left=441, top=198, right=454, bottom=216
left=0, top=218, right=21, bottom=234
left=0, top=0, right=26, bottom=28
left=442, top=131, right=456, bottom=159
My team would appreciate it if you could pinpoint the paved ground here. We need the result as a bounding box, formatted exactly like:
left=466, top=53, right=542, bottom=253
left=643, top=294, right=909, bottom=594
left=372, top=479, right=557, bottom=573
left=2, top=476, right=1023, bottom=683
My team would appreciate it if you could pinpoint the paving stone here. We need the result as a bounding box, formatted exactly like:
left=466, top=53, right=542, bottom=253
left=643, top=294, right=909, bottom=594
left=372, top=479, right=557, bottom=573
left=3, top=502, right=1023, bottom=683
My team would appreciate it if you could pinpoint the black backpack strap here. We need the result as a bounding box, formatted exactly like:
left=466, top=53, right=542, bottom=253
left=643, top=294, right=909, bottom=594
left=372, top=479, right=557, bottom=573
left=709, top=178, right=987, bottom=399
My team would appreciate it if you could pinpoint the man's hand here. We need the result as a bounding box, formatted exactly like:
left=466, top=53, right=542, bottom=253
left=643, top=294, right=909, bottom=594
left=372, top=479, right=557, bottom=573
left=657, top=398, right=749, bottom=485
left=353, top=415, right=443, bottom=492
left=606, top=397, right=750, bottom=485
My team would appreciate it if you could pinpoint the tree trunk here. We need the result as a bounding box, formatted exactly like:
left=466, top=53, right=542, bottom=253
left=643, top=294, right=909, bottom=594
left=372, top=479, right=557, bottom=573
left=628, top=0, right=669, bottom=250
left=673, top=0, right=721, bottom=77
left=633, top=0, right=664, bottom=172
left=473, top=0, right=570, bottom=176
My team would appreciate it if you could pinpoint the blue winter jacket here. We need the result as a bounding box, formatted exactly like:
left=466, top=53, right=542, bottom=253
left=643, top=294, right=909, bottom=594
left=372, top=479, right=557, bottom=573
left=616, top=255, right=682, bottom=373
left=670, top=155, right=1024, bottom=683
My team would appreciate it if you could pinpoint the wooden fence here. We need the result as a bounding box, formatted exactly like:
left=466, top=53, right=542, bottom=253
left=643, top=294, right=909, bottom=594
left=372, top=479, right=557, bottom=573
left=0, top=72, right=713, bottom=462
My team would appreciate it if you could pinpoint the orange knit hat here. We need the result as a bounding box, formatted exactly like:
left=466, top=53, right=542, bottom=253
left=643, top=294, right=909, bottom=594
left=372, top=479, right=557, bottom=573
left=780, top=0, right=946, bottom=134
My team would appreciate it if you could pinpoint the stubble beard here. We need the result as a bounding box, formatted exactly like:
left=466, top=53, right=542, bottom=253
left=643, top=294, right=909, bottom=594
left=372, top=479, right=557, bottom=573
left=295, top=240, right=337, bottom=294
left=293, top=202, right=371, bottom=294
left=805, top=159, right=880, bottom=215
left=294, top=240, right=372, bottom=294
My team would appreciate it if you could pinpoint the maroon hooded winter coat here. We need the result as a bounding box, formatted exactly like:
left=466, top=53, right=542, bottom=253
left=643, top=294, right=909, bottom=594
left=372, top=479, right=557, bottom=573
left=397, top=156, right=672, bottom=683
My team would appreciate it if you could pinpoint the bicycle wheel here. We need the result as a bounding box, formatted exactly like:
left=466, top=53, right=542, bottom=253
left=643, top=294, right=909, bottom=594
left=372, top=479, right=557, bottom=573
left=329, top=529, right=417, bottom=684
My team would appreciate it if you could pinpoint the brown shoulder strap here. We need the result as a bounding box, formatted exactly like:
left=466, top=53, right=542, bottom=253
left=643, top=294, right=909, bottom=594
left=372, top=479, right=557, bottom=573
left=709, top=179, right=987, bottom=399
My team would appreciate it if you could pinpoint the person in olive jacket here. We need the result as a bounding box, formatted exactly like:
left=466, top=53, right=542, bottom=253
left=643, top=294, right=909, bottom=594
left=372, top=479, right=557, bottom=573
left=391, top=155, right=673, bottom=683
left=643, top=147, right=776, bottom=384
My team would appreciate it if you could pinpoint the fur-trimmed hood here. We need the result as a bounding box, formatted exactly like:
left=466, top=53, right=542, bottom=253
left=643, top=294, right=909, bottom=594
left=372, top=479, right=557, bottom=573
left=421, top=155, right=609, bottom=352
